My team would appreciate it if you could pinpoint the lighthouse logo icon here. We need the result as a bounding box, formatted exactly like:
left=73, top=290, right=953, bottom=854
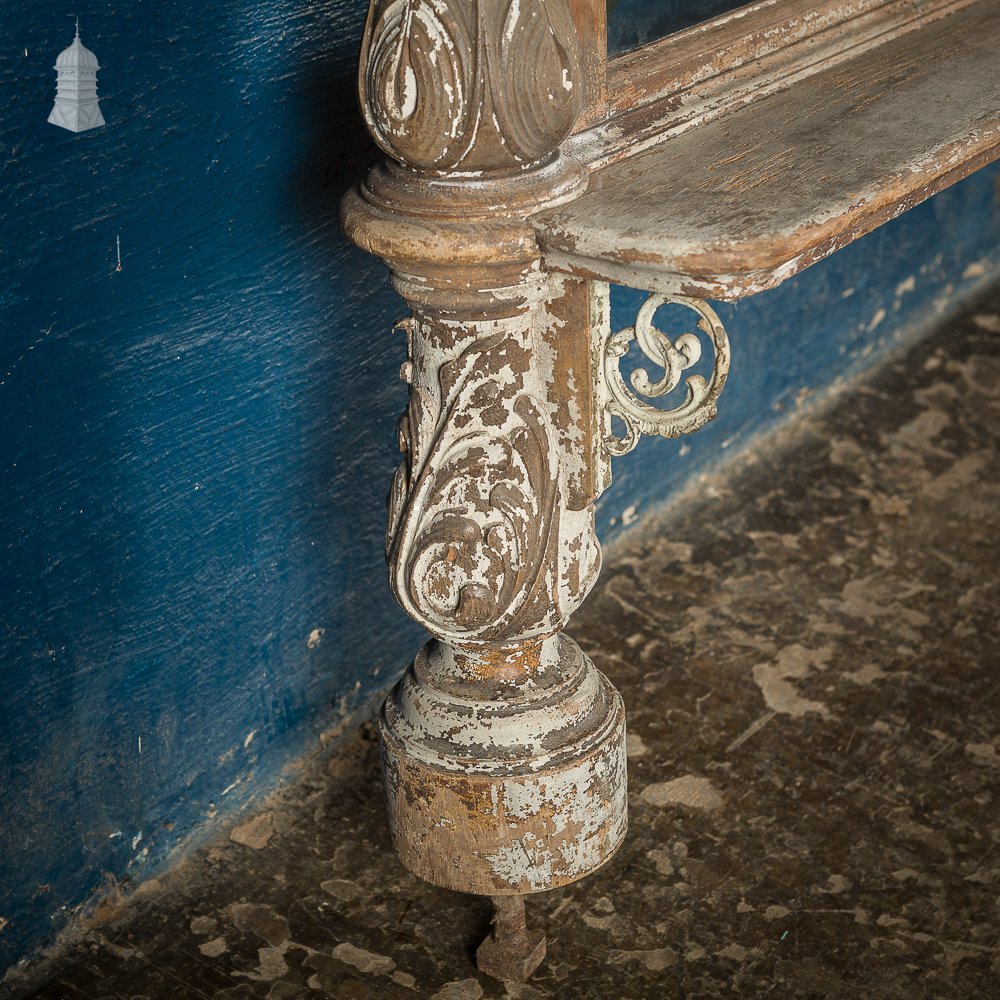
left=48, top=18, right=105, bottom=133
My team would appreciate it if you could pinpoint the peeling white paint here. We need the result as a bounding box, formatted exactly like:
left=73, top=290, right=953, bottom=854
left=383, top=635, right=627, bottom=893
left=398, top=66, right=417, bottom=119
left=503, top=0, right=521, bottom=46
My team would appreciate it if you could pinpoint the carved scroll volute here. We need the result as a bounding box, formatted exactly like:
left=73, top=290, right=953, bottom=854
left=385, top=314, right=601, bottom=648
left=359, top=0, right=584, bottom=173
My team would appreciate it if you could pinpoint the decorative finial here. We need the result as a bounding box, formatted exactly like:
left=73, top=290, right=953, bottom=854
left=72, top=14, right=79, bottom=38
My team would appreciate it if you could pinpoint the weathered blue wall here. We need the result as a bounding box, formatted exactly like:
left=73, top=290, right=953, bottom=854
left=607, top=0, right=749, bottom=55
left=0, top=0, right=419, bottom=975
left=2, top=0, right=999, bottom=979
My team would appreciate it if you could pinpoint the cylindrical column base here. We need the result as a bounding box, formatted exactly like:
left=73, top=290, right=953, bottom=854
left=379, top=634, right=627, bottom=896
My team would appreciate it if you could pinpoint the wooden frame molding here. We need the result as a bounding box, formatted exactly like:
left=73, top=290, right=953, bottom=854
left=341, top=0, right=1000, bottom=980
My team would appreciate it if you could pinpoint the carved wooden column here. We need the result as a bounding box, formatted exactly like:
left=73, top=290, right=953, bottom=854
left=337, top=0, right=1000, bottom=983
left=341, top=0, right=626, bottom=981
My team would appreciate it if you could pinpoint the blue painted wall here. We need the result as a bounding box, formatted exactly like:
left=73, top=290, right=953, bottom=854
left=607, top=0, right=749, bottom=55
left=0, top=0, right=421, bottom=975
left=2, top=0, right=998, bottom=978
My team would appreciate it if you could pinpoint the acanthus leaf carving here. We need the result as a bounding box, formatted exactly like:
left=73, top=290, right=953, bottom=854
left=360, top=0, right=583, bottom=173
left=362, top=0, right=476, bottom=171
left=386, top=326, right=565, bottom=646
left=489, top=0, right=582, bottom=164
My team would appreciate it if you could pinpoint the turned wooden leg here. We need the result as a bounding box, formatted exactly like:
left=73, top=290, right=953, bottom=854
left=381, top=636, right=626, bottom=896
left=370, top=286, right=629, bottom=977
left=340, top=0, right=730, bottom=981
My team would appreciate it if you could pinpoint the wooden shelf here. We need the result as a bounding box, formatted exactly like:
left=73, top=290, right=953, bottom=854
left=534, top=0, right=1000, bottom=300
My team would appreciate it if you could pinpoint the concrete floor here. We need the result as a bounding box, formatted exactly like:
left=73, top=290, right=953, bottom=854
left=7, top=289, right=1000, bottom=999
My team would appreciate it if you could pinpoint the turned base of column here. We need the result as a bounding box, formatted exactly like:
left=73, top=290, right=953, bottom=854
left=379, top=634, right=627, bottom=897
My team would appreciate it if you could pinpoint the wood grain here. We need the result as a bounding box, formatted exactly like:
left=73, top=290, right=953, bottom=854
left=605, top=0, right=973, bottom=116
left=536, top=0, right=1000, bottom=298
left=568, top=0, right=609, bottom=129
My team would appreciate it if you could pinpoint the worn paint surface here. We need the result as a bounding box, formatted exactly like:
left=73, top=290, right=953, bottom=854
left=540, top=0, right=1000, bottom=297
left=0, top=0, right=421, bottom=976
left=5, top=0, right=1000, bottom=980
left=603, top=0, right=969, bottom=119
left=10, top=289, right=1000, bottom=997
left=380, top=636, right=627, bottom=895
left=600, top=293, right=730, bottom=457
left=360, top=0, right=583, bottom=172
left=343, top=0, right=637, bottom=911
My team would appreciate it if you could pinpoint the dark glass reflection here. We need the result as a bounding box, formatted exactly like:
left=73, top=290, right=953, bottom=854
left=607, top=0, right=751, bottom=56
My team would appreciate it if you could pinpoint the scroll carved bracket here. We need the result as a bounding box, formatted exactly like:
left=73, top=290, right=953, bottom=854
left=599, top=293, right=731, bottom=460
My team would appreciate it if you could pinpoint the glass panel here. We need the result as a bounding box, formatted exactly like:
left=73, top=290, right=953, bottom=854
left=607, top=0, right=752, bottom=57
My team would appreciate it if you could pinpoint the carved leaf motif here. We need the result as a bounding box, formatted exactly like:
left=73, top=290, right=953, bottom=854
left=360, top=0, right=582, bottom=172
left=386, top=334, right=562, bottom=644
left=362, top=0, right=475, bottom=169
left=491, top=0, right=582, bottom=164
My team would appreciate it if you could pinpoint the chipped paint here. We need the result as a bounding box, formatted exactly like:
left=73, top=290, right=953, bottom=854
left=752, top=645, right=833, bottom=718
left=339, top=0, right=1000, bottom=981
left=380, top=635, right=627, bottom=894
left=601, top=293, right=731, bottom=457
left=640, top=774, right=724, bottom=811
left=344, top=4, right=632, bottom=909
left=538, top=1, right=1000, bottom=299
left=360, top=0, right=583, bottom=172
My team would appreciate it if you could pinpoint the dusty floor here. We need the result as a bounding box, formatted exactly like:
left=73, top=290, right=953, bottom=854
left=8, top=291, right=1000, bottom=999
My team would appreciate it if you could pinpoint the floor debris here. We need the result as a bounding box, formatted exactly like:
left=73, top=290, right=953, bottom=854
left=6, top=290, right=1000, bottom=998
